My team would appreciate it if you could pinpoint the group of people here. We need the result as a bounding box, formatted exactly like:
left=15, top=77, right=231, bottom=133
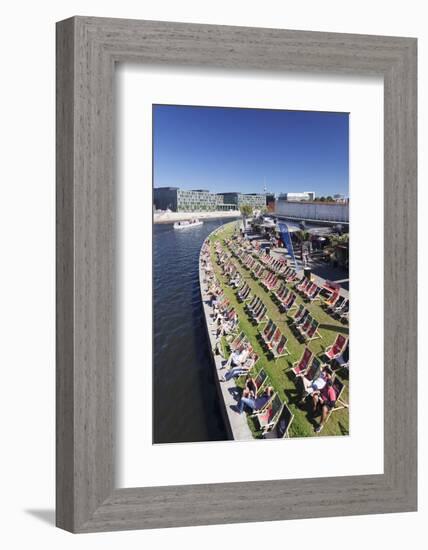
left=202, top=243, right=240, bottom=344
left=202, top=239, right=265, bottom=414
left=237, top=379, right=274, bottom=415
left=299, top=366, right=337, bottom=433
left=221, top=342, right=258, bottom=381
left=202, top=233, right=341, bottom=433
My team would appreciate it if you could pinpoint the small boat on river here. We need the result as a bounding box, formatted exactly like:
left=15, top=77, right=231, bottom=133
left=173, top=218, right=204, bottom=230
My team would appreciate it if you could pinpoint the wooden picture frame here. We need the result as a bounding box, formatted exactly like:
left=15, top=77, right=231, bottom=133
left=56, top=16, right=417, bottom=532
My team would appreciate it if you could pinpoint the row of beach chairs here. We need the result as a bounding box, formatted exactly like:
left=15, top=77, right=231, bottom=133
left=222, top=235, right=344, bottom=349
left=251, top=262, right=265, bottom=279
left=271, top=282, right=297, bottom=313
left=259, top=253, right=288, bottom=273
left=255, top=391, right=294, bottom=438
left=235, top=364, right=294, bottom=438
left=236, top=242, right=293, bottom=278
left=228, top=240, right=298, bottom=285
left=295, top=276, right=321, bottom=302
left=237, top=282, right=251, bottom=302
left=254, top=248, right=297, bottom=278
left=289, top=304, right=322, bottom=342
left=322, top=289, right=349, bottom=323
left=290, top=347, right=348, bottom=426
left=245, top=296, right=268, bottom=325
left=224, top=330, right=260, bottom=374
left=232, top=249, right=254, bottom=270
left=208, top=236, right=347, bottom=435
left=260, top=271, right=279, bottom=292
left=280, top=265, right=300, bottom=283
left=258, top=319, right=290, bottom=359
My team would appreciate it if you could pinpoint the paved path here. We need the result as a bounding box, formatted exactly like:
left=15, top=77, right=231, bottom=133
left=271, top=248, right=349, bottom=297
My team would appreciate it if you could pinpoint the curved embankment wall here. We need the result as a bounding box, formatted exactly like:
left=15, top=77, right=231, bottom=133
left=198, top=222, right=252, bottom=441
left=155, top=210, right=241, bottom=224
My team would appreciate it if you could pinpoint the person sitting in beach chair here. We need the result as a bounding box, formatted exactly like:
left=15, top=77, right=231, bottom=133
left=222, top=352, right=257, bottom=381
left=228, top=331, right=246, bottom=350
left=207, top=282, right=221, bottom=301
left=215, top=312, right=238, bottom=340
left=209, top=288, right=224, bottom=309
left=241, top=374, right=257, bottom=399
left=223, top=344, right=251, bottom=370
left=237, top=386, right=274, bottom=415
left=312, top=377, right=338, bottom=433
left=212, top=300, right=231, bottom=323
left=230, top=272, right=241, bottom=289
left=222, top=364, right=251, bottom=381
left=299, top=364, right=331, bottom=401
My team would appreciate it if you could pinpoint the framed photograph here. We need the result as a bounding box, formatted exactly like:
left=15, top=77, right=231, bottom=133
left=56, top=16, right=417, bottom=532
left=151, top=105, right=350, bottom=446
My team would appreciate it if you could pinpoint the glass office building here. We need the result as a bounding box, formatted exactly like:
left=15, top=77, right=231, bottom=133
left=220, top=192, right=267, bottom=210
left=154, top=187, right=238, bottom=212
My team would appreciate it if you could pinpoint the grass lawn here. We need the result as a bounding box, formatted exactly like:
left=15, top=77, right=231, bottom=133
left=209, top=221, right=349, bottom=438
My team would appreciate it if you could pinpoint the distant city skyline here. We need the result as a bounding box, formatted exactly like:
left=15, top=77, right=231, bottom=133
left=153, top=105, right=349, bottom=198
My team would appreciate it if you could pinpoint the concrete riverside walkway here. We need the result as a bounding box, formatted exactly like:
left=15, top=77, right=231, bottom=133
left=199, top=239, right=253, bottom=441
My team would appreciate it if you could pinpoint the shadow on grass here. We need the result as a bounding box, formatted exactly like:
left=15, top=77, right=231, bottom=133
left=285, top=369, right=297, bottom=383
left=284, top=359, right=294, bottom=371
left=338, top=421, right=349, bottom=436
left=334, top=367, right=349, bottom=380
left=283, top=386, right=301, bottom=406
left=289, top=386, right=322, bottom=431
left=319, top=323, right=349, bottom=335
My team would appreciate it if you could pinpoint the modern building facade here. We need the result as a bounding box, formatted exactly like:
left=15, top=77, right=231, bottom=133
left=333, top=194, right=348, bottom=203
left=275, top=197, right=349, bottom=223
left=176, top=188, right=218, bottom=211
left=219, top=192, right=266, bottom=210
left=279, top=191, right=316, bottom=201
left=154, top=187, right=237, bottom=212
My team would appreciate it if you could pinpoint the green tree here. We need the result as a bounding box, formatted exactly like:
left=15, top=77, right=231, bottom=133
left=326, top=233, right=349, bottom=266
left=295, top=230, right=310, bottom=242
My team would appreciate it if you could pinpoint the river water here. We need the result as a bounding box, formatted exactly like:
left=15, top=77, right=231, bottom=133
left=153, top=218, right=238, bottom=444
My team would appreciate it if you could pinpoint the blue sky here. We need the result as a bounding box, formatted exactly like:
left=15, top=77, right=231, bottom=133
left=153, top=105, right=349, bottom=197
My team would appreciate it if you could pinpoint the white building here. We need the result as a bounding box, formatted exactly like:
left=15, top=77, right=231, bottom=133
left=279, top=191, right=316, bottom=201
left=275, top=199, right=349, bottom=223
left=333, top=194, right=348, bottom=203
